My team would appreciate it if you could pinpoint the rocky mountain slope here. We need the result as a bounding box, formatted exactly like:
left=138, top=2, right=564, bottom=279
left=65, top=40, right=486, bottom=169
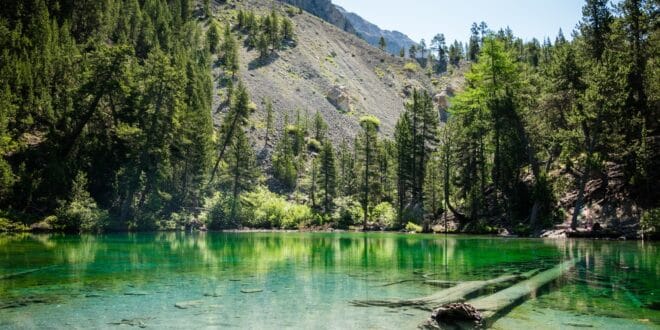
left=336, top=5, right=417, bottom=56
left=279, top=0, right=355, bottom=34
left=212, top=0, right=454, bottom=144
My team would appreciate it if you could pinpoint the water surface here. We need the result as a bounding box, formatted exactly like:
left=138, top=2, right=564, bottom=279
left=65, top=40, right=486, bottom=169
left=0, top=233, right=658, bottom=329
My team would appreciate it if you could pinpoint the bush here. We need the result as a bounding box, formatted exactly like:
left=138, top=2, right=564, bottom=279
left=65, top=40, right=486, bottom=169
left=54, top=173, right=109, bottom=233
left=332, top=196, right=362, bottom=229
left=372, top=202, right=396, bottom=229
left=404, top=62, right=418, bottom=73
left=239, top=188, right=314, bottom=229
left=0, top=217, right=29, bottom=232
left=307, top=138, right=322, bottom=153
left=641, top=208, right=660, bottom=239
left=405, top=222, right=422, bottom=233
left=203, top=192, right=240, bottom=230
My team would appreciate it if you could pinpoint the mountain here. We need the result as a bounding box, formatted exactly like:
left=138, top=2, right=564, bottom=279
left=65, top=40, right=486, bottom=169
left=335, top=5, right=417, bottom=56
left=279, top=0, right=356, bottom=34
left=213, top=0, right=455, bottom=143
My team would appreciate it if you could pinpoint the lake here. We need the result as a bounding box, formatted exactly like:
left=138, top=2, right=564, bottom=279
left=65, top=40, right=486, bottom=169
left=0, top=232, right=658, bottom=329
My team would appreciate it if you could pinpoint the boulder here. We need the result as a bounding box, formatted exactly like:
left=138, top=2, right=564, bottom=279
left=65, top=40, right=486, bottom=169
left=327, top=85, right=351, bottom=112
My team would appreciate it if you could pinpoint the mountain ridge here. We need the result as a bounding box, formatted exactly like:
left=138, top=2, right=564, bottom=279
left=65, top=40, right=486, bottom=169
left=335, top=5, right=417, bottom=56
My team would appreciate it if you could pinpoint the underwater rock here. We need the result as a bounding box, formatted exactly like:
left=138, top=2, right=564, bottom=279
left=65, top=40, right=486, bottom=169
left=175, top=300, right=204, bottom=309
left=240, top=288, right=263, bottom=294
left=124, top=291, right=149, bottom=296
left=0, top=296, right=54, bottom=309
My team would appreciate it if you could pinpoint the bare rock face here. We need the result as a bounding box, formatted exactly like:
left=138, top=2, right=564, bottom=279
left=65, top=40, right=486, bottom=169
left=327, top=85, right=351, bottom=112
left=279, top=0, right=355, bottom=34
left=434, top=86, right=456, bottom=122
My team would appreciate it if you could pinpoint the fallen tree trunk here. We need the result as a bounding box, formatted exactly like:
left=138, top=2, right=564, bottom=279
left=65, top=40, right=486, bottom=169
left=0, top=265, right=57, bottom=280
left=351, top=269, right=539, bottom=310
left=425, top=258, right=579, bottom=328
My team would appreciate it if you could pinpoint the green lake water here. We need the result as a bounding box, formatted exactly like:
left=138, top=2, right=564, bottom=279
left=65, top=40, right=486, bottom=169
left=0, top=232, right=658, bottom=329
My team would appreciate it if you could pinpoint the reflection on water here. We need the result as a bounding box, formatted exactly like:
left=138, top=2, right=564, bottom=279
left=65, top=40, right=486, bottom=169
left=0, top=233, right=658, bottom=329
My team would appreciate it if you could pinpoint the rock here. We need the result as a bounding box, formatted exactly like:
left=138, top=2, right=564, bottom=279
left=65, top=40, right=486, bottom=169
left=0, top=296, right=54, bottom=309
left=429, top=303, right=483, bottom=328
left=175, top=300, right=204, bottom=309
left=326, top=85, right=351, bottom=112
left=108, top=318, right=152, bottom=328
left=124, top=291, right=149, bottom=296
left=30, top=220, right=53, bottom=232
left=240, top=288, right=263, bottom=294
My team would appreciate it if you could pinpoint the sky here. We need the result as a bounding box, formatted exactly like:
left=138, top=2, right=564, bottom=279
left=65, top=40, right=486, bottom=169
left=332, top=0, right=586, bottom=44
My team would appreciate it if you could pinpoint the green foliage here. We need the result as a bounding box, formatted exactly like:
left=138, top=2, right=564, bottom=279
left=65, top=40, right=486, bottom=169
left=241, top=188, right=313, bottom=229
left=207, top=20, right=220, bottom=54
left=332, top=196, right=362, bottom=229
left=640, top=209, right=660, bottom=239
left=372, top=202, right=396, bottom=229
left=203, top=192, right=238, bottom=230
left=405, top=222, right=423, bottom=233
left=403, top=62, right=418, bottom=73
left=0, top=217, right=29, bottom=233
left=54, top=173, right=109, bottom=233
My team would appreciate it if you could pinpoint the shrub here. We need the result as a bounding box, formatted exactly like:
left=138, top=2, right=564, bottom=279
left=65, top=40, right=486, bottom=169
left=0, top=217, right=29, bottom=232
left=203, top=192, right=240, bottom=230
left=641, top=208, right=660, bottom=239
left=332, top=196, right=362, bottom=229
left=241, top=188, right=313, bottom=229
left=372, top=202, right=396, bottom=229
left=405, top=222, right=422, bottom=233
left=54, top=172, right=109, bottom=233
left=404, top=62, right=418, bottom=73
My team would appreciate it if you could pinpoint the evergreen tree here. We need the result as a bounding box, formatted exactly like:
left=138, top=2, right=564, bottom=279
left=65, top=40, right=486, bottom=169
left=318, top=140, right=337, bottom=213
left=264, top=98, right=274, bottom=147
left=313, top=110, right=328, bottom=142
left=226, top=129, right=258, bottom=223
left=210, top=82, right=252, bottom=184
left=358, top=115, right=380, bottom=229
left=469, top=22, right=481, bottom=61
left=431, top=33, right=448, bottom=73
left=379, top=36, right=386, bottom=51
left=222, top=23, right=239, bottom=77
left=207, top=20, right=220, bottom=54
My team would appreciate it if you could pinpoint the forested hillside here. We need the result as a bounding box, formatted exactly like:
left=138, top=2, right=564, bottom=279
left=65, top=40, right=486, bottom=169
left=0, top=0, right=658, bottom=238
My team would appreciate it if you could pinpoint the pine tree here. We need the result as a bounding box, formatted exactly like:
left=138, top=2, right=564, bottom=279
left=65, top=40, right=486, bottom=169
left=358, top=115, right=380, bottom=229
left=210, top=82, right=252, bottom=184
left=318, top=140, right=337, bottom=213
left=207, top=20, right=220, bottom=54
left=313, top=110, right=328, bottom=142
left=379, top=36, right=386, bottom=51
left=264, top=98, right=274, bottom=147
left=222, top=23, right=239, bottom=77
left=579, top=0, right=612, bottom=61
left=226, top=129, right=258, bottom=223
left=469, top=22, right=481, bottom=61
left=431, top=34, right=448, bottom=73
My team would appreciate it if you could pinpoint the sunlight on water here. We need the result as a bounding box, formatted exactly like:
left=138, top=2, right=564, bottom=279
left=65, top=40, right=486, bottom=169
left=0, top=233, right=658, bottom=329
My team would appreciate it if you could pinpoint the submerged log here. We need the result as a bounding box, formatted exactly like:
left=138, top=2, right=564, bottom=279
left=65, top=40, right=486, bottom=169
left=0, top=265, right=57, bottom=280
left=425, top=258, right=579, bottom=328
left=351, top=269, right=539, bottom=310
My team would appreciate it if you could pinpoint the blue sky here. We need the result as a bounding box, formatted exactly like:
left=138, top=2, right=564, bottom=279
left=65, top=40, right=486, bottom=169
left=333, top=0, right=586, bottom=44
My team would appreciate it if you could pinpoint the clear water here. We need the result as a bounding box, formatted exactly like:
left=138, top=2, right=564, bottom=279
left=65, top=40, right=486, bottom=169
left=0, top=232, right=658, bottom=329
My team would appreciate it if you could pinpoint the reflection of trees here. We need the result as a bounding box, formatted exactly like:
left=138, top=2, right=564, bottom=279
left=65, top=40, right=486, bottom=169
left=1, top=232, right=657, bottom=319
